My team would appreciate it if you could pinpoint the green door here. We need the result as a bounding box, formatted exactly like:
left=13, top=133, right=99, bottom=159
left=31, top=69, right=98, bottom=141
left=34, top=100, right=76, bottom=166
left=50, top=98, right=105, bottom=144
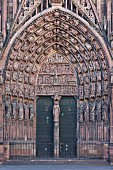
left=59, top=96, right=77, bottom=158
left=36, top=96, right=54, bottom=157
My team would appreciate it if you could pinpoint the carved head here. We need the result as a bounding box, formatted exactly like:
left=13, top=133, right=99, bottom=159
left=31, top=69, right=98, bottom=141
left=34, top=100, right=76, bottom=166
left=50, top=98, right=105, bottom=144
left=54, top=94, right=59, bottom=101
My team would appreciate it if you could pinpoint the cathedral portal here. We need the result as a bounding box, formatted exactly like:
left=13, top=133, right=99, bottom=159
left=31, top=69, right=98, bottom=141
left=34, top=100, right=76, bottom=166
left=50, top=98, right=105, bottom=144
left=0, top=7, right=112, bottom=161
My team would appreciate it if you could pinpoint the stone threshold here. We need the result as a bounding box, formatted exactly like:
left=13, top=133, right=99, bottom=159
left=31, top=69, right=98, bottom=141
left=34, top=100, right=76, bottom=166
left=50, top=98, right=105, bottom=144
left=2, top=158, right=110, bottom=166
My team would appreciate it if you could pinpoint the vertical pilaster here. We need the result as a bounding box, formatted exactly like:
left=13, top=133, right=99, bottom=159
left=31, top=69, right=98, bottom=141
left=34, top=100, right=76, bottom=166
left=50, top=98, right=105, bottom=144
left=107, top=0, right=111, bottom=40
left=97, top=0, right=105, bottom=27
left=2, top=0, right=7, bottom=41
left=97, top=0, right=102, bottom=22
left=13, top=0, right=18, bottom=19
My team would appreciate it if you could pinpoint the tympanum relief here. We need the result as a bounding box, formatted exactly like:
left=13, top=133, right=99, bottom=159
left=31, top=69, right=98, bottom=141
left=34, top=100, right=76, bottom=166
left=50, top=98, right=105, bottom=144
left=36, top=53, right=77, bottom=95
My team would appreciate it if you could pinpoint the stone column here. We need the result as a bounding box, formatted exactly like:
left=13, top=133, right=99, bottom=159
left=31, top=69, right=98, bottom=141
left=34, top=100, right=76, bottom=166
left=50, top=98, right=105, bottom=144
left=53, top=94, right=61, bottom=158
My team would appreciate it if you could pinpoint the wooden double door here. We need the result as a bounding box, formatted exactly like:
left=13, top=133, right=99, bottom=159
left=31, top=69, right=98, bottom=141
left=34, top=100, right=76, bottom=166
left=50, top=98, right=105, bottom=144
left=36, top=96, right=77, bottom=158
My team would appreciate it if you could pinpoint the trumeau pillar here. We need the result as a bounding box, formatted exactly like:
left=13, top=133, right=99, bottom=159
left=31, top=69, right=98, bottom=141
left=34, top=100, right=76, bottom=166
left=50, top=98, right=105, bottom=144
left=110, top=69, right=113, bottom=164
left=53, top=94, right=61, bottom=158
left=2, top=0, right=7, bottom=41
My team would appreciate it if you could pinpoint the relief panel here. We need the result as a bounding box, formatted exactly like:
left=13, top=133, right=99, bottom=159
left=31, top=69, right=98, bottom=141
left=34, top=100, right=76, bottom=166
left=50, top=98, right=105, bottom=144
left=36, top=53, right=77, bottom=96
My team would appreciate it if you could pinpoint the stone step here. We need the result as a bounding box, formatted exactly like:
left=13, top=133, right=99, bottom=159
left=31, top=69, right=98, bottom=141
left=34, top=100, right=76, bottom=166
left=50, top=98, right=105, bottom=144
left=3, top=159, right=110, bottom=166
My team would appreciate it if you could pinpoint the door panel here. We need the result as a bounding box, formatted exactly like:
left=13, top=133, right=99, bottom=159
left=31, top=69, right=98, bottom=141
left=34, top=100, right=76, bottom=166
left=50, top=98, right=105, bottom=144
left=36, top=96, right=54, bottom=157
left=59, top=96, right=77, bottom=157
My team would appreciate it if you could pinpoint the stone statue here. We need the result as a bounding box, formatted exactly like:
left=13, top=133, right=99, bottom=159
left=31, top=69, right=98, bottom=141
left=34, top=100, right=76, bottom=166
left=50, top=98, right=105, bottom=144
left=29, top=86, right=34, bottom=99
left=0, top=70, right=3, bottom=84
left=96, top=100, right=102, bottom=121
left=12, top=71, right=18, bottom=81
left=12, top=100, right=17, bottom=119
left=79, top=85, right=84, bottom=99
left=53, top=94, right=60, bottom=122
left=24, top=103, right=29, bottom=120
left=84, top=84, right=89, bottom=98
left=29, top=104, right=34, bottom=120
left=90, top=83, right=95, bottom=97
left=18, top=84, right=23, bottom=97
left=84, top=103, right=89, bottom=122
left=102, top=99, right=108, bottom=120
left=79, top=103, right=84, bottom=122
left=5, top=99, right=11, bottom=119
left=90, top=102, right=95, bottom=121
left=5, top=82, right=10, bottom=94
left=18, top=102, right=24, bottom=120
left=53, top=72, right=59, bottom=84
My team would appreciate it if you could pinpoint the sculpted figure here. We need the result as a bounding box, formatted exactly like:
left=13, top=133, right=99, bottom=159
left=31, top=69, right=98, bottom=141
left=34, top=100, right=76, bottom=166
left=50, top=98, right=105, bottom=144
left=102, top=60, right=107, bottom=69
left=84, top=84, right=89, bottom=98
left=18, top=84, right=23, bottom=97
left=102, top=99, right=108, bottom=120
left=12, top=100, right=17, bottom=119
left=53, top=101, right=60, bottom=121
left=97, top=82, right=101, bottom=96
left=90, top=102, right=95, bottom=121
left=91, top=72, right=96, bottom=82
left=24, top=103, right=29, bottom=120
left=97, top=71, right=101, bottom=81
left=29, top=76, right=34, bottom=85
left=84, top=103, right=89, bottom=121
left=24, top=85, right=29, bottom=98
left=85, top=76, right=90, bottom=84
left=5, top=98, right=11, bottom=118
left=79, top=103, right=84, bottom=122
left=90, top=83, right=95, bottom=97
left=12, top=71, right=18, bottom=81
left=53, top=94, right=60, bottom=122
left=29, top=104, right=35, bottom=120
left=79, top=85, right=84, bottom=99
left=103, top=70, right=108, bottom=80
left=18, top=72, right=23, bottom=82
left=0, top=70, right=3, bottom=84
left=18, top=101, right=24, bottom=120
left=6, top=71, right=10, bottom=81
left=7, top=61, right=13, bottom=70
left=96, top=100, right=102, bottom=121
left=29, top=86, right=34, bottom=99
left=79, top=77, right=84, bottom=85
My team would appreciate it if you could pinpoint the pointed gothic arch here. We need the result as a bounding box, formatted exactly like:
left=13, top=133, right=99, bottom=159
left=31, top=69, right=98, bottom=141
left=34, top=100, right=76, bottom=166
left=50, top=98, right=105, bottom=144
left=1, top=7, right=112, bottom=159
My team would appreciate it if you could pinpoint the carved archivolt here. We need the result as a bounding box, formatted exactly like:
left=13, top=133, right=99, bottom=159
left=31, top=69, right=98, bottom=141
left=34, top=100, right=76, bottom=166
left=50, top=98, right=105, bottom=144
left=3, top=9, right=110, bottom=142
